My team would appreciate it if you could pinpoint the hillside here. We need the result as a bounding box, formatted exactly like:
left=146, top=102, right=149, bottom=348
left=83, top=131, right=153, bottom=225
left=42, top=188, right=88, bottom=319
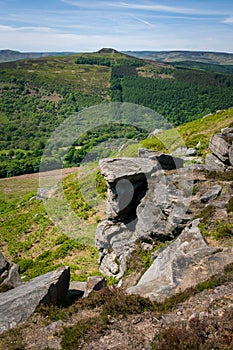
left=0, top=108, right=232, bottom=281
left=1, top=48, right=233, bottom=178
left=0, top=111, right=232, bottom=348
left=142, top=107, right=233, bottom=156
left=125, top=50, right=233, bottom=74
left=125, top=50, right=233, bottom=65
left=0, top=50, right=76, bottom=63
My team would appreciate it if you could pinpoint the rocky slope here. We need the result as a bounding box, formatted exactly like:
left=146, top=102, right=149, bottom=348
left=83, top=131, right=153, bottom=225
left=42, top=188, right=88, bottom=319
left=0, top=129, right=232, bottom=349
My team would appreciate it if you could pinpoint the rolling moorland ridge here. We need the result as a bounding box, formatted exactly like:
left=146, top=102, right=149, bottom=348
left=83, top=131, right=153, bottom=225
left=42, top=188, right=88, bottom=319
left=0, top=48, right=233, bottom=349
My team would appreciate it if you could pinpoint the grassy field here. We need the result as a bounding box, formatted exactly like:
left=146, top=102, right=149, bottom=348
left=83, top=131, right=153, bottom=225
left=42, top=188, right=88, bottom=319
left=141, top=107, right=233, bottom=156
left=0, top=166, right=102, bottom=281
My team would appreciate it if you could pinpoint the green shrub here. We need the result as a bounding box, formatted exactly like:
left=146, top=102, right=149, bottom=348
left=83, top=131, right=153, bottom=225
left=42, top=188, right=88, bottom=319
left=95, top=170, right=107, bottom=199
left=151, top=307, right=233, bottom=350
left=212, top=221, right=233, bottom=240
left=206, top=169, right=233, bottom=181
left=80, top=287, right=155, bottom=319
left=227, top=196, right=233, bottom=213
left=192, top=185, right=199, bottom=195
left=0, top=328, right=25, bottom=350
left=61, top=317, right=105, bottom=350
left=15, top=258, right=34, bottom=273
left=53, top=240, right=85, bottom=260
left=151, top=326, right=201, bottom=350
left=35, top=250, right=53, bottom=263
left=54, top=234, right=69, bottom=245
left=199, top=205, right=216, bottom=224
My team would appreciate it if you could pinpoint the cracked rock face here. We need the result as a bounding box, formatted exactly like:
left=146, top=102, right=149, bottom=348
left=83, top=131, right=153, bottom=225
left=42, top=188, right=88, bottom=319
left=205, top=128, right=233, bottom=172
left=127, top=220, right=233, bottom=302
left=95, top=156, right=192, bottom=279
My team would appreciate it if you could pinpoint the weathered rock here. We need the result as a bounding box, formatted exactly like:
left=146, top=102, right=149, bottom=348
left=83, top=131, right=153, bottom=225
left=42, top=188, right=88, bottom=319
left=200, top=185, right=222, bottom=203
left=209, top=134, right=231, bottom=163
left=68, top=281, right=86, bottom=299
left=205, top=128, right=233, bottom=172
left=0, top=266, right=70, bottom=333
left=229, top=144, right=233, bottom=166
left=138, top=149, right=184, bottom=170
left=84, top=276, right=106, bottom=297
left=0, top=253, right=9, bottom=275
left=138, top=148, right=159, bottom=160
left=147, top=129, right=162, bottom=138
left=186, top=148, right=197, bottom=156
left=96, top=220, right=135, bottom=252
left=127, top=220, right=233, bottom=302
left=156, top=154, right=184, bottom=170
left=68, top=277, right=106, bottom=299
left=221, top=127, right=233, bottom=140
left=97, top=248, right=132, bottom=279
left=205, top=153, right=228, bottom=172
left=96, top=157, right=192, bottom=278
left=99, top=157, right=157, bottom=183
left=2, top=263, right=22, bottom=288
left=173, top=147, right=188, bottom=156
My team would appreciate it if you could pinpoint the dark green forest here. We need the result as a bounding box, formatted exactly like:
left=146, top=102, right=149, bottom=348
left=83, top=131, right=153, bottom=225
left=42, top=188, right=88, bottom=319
left=111, top=67, right=233, bottom=125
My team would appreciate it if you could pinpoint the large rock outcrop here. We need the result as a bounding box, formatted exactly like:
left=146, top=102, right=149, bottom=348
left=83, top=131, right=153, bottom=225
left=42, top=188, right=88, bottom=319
left=205, top=128, right=233, bottom=172
left=127, top=220, right=233, bottom=302
left=96, top=155, right=192, bottom=279
left=0, top=266, right=70, bottom=333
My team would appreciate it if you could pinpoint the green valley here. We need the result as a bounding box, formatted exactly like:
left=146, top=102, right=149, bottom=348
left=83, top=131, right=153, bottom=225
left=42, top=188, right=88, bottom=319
left=1, top=48, right=233, bottom=177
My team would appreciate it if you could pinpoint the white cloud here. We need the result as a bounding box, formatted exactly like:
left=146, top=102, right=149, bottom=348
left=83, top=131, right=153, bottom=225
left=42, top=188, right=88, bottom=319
left=131, top=2, right=231, bottom=16
left=0, top=25, right=16, bottom=32
left=60, top=0, right=97, bottom=8
left=223, top=16, right=233, bottom=24
left=0, top=25, right=53, bottom=33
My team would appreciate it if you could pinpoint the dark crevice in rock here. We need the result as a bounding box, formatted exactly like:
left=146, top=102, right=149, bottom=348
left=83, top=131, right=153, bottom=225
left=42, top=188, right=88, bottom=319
left=110, top=173, right=148, bottom=225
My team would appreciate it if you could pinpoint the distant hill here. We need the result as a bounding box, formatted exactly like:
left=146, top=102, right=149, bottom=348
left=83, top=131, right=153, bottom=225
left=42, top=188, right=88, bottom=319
left=0, top=49, right=76, bottom=63
left=124, top=50, right=233, bottom=65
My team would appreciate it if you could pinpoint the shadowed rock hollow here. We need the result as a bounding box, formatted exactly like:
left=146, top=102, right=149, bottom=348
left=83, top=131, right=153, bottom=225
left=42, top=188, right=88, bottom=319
left=96, top=154, right=192, bottom=279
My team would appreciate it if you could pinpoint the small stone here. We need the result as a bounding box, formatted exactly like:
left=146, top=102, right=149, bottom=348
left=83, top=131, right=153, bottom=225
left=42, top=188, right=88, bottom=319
left=0, top=253, right=9, bottom=275
left=68, top=281, right=87, bottom=299
left=200, top=185, right=222, bottom=203
left=186, top=148, right=197, bottom=156
left=84, top=276, right=106, bottom=297
left=2, top=263, right=22, bottom=288
left=229, top=144, right=233, bottom=166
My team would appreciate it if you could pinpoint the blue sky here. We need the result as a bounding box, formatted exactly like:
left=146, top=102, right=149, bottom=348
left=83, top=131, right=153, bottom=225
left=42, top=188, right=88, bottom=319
left=0, top=0, right=233, bottom=52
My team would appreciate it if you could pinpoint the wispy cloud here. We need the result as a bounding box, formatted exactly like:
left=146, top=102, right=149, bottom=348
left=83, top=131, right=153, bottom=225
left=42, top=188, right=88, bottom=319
left=130, top=15, right=155, bottom=28
left=60, top=0, right=232, bottom=17
left=1, top=0, right=233, bottom=53
left=0, top=25, right=53, bottom=32
left=60, top=0, right=98, bottom=8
